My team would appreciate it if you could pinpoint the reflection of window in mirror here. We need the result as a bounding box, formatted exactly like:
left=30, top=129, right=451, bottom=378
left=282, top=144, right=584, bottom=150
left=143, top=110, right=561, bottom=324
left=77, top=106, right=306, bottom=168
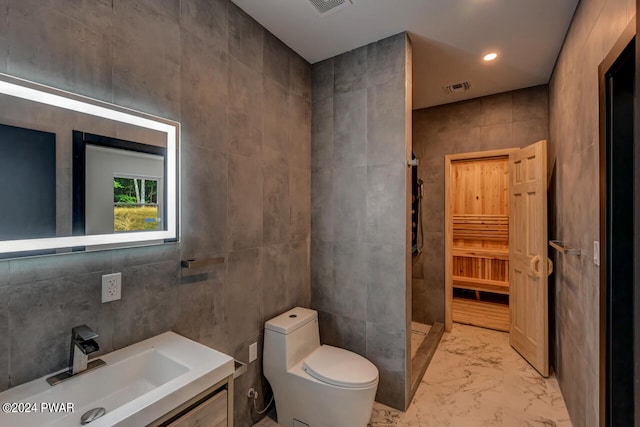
left=113, top=176, right=161, bottom=232
left=73, top=130, right=167, bottom=238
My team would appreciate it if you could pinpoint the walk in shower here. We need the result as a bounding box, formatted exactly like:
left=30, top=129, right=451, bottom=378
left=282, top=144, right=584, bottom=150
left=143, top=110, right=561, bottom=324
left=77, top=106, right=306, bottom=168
left=409, top=152, right=444, bottom=395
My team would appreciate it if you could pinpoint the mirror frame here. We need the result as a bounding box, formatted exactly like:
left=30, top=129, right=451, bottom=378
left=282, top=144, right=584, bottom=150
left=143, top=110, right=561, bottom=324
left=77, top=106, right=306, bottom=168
left=0, top=73, right=180, bottom=255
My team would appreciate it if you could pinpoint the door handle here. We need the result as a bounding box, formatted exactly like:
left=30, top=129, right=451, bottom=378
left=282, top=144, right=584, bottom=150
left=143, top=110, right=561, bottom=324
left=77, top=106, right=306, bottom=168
left=530, top=255, right=553, bottom=277
left=530, top=255, right=542, bottom=278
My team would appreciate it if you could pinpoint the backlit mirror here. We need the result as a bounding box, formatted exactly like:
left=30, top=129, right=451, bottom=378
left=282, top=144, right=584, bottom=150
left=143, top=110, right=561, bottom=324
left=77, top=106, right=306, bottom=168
left=0, top=73, right=179, bottom=257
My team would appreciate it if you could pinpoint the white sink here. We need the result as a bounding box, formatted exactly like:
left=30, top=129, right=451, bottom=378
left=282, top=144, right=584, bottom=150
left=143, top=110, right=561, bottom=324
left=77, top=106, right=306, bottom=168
left=0, top=332, right=234, bottom=426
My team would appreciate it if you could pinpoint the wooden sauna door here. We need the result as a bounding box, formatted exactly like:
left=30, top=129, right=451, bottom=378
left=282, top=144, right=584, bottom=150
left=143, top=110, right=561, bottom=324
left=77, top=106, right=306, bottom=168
left=508, top=140, right=549, bottom=377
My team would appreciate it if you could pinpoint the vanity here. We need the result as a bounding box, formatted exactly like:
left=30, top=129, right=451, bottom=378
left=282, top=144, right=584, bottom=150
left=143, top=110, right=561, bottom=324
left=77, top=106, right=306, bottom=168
left=0, top=332, right=235, bottom=427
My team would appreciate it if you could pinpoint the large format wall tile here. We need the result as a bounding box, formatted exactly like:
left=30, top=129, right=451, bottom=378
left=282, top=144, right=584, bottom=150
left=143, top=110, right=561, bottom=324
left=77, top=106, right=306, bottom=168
left=310, top=240, right=334, bottom=313
left=228, top=154, right=263, bottom=251
left=263, top=156, right=291, bottom=245
left=311, top=58, right=334, bottom=101
left=548, top=2, right=633, bottom=425
left=366, top=322, right=406, bottom=409
left=263, top=31, right=290, bottom=90
left=366, top=164, right=406, bottom=246
left=290, top=54, right=312, bottom=101
left=261, top=243, right=291, bottom=321
left=334, top=46, right=367, bottom=94
left=181, top=146, right=228, bottom=259
left=175, top=263, right=227, bottom=349
left=289, top=240, right=311, bottom=308
left=180, top=30, right=228, bottom=153
left=480, top=92, right=513, bottom=127
left=333, top=89, right=367, bottom=168
left=113, top=261, right=180, bottom=349
left=112, top=0, right=181, bottom=118
left=311, top=33, right=409, bottom=411
left=367, top=75, right=406, bottom=166
left=366, top=243, right=406, bottom=330
left=317, top=310, right=367, bottom=356
left=180, top=0, right=227, bottom=57
left=0, top=4, right=311, bottom=425
left=311, top=96, right=334, bottom=172
left=7, top=0, right=113, bottom=101
left=333, top=241, right=367, bottom=321
left=228, top=57, right=263, bottom=158
left=263, top=77, right=290, bottom=155
left=311, top=169, right=334, bottom=241
left=290, top=167, right=311, bottom=242
left=366, top=33, right=406, bottom=88
left=333, top=166, right=367, bottom=242
left=288, top=94, right=312, bottom=170
left=228, top=2, right=263, bottom=72
left=513, top=85, right=549, bottom=122
left=227, top=249, right=262, bottom=346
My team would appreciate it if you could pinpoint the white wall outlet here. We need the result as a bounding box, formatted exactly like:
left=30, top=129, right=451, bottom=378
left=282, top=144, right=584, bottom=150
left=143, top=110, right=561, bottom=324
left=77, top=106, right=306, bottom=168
left=102, top=272, right=122, bottom=303
left=594, top=241, right=600, bottom=267
left=249, top=342, right=258, bottom=363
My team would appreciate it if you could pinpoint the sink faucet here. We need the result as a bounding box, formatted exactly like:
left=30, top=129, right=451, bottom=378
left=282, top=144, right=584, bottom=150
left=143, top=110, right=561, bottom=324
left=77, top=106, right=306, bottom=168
left=47, top=325, right=106, bottom=386
left=70, top=325, right=100, bottom=375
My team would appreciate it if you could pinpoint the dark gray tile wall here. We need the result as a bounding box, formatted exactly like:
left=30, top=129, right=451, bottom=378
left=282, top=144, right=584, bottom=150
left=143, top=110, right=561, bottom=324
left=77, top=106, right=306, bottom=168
left=0, top=2, right=311, bottom=426
left=310, top=32, right=410, bottom=411
left=548, top=1, right=633, bottom=425
left=411, top=85, right=549, bottom=325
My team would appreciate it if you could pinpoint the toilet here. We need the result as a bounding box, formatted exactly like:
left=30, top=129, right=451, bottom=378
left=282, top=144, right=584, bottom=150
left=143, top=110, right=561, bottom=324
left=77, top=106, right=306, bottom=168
left=263, top=307, right=379, bottom=427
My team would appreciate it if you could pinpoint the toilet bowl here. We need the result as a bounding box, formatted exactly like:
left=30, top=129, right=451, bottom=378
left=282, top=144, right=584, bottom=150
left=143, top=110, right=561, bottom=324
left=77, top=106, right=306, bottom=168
left=263, top=307, right=378, bottom=427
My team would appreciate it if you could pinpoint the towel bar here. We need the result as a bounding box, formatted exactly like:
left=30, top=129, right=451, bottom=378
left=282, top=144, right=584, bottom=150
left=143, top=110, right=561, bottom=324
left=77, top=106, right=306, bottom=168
left=549, top=240, right=582, bottom=256
left=181, top=257, right=225, bottom=268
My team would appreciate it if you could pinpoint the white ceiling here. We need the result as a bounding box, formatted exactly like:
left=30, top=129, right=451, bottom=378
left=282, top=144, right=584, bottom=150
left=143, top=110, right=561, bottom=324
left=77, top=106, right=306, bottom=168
left=231, top=0, right=579, bottom=109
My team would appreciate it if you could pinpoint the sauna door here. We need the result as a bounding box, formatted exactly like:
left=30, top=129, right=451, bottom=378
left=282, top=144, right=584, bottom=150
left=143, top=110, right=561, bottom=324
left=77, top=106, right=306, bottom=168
left=508, top=139, right=549, bottom=377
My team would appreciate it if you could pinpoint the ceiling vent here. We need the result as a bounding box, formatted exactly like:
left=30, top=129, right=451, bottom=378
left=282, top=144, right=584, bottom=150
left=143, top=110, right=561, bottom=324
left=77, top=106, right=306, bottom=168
left=444, top=81, right=472, bottom=95
left=307, top=0, right=353, bottom=16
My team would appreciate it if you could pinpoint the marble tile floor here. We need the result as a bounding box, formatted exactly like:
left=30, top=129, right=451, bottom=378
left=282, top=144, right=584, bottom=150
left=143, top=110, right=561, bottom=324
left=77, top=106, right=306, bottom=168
left=255, top=323, right=571, bottom=427
left=253, top=416, right=279, bottom=427
left=369, top=323, right=572, bottom=427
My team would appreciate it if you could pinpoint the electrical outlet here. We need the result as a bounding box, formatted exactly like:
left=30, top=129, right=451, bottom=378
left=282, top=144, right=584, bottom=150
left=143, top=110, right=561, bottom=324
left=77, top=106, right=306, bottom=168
left=249, top=342, right=258, bottom=363
left=102, top=272, right=122, bottom=303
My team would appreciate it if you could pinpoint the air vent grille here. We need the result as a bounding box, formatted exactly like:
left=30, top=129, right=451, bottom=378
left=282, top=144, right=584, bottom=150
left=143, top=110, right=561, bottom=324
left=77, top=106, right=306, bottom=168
left=444, top=81, right=472, bottom=94
left=307, top=0, right=352, bottom=15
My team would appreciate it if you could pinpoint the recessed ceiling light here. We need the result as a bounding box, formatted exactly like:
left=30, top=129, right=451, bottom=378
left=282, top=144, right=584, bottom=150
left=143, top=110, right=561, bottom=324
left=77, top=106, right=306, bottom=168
left=483, top=52, right=498, bottom=61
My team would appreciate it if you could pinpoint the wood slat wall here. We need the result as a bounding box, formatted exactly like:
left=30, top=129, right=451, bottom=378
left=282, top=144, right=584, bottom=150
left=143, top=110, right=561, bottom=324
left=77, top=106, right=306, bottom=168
left=449, top=156, right=510, bottom=330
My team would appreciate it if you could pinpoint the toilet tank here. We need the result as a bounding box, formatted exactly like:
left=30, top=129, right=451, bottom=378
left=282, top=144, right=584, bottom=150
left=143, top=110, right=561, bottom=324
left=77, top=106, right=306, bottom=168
left=264, top=307, right=320, bottom=371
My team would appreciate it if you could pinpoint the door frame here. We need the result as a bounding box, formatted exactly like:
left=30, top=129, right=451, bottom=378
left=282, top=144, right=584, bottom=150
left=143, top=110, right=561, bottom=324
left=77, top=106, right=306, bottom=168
left=444, top=148, right=518, bottom=332
left=597, top=16, right=636, bottom=427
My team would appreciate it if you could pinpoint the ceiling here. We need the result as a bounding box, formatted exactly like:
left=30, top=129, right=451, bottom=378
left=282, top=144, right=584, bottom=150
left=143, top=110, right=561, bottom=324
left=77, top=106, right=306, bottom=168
left=230, top=0, right=579, bottom=110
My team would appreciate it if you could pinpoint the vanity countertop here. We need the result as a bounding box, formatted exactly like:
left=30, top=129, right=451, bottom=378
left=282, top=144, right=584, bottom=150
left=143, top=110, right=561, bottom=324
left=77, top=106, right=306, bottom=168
left=0, top=331, right=234, bottom=427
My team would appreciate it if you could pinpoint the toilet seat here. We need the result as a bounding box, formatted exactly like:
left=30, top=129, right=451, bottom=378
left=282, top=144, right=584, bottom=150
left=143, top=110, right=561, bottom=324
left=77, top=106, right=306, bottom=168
left=302, top=345, right=378, bottom=389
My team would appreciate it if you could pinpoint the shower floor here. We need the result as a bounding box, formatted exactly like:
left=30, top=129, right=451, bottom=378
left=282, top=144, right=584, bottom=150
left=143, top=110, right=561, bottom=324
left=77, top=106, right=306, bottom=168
left=411, top=321, right=431, bottom=359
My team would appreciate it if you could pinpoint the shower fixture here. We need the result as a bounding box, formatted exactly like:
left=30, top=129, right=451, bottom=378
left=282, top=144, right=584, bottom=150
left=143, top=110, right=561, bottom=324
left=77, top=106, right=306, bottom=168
left=411, top=154, right=424, bottom=254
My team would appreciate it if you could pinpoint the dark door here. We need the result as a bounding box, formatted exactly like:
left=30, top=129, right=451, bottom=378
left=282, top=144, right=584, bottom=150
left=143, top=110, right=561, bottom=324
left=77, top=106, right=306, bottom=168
left=603, top=37, right=635, bottom=427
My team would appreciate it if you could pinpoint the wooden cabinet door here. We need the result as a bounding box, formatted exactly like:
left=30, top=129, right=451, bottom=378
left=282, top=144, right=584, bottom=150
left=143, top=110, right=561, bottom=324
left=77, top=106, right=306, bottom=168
left=508, top=140, right=549, bottom=377
left=168, top=390, right=227, bottom=427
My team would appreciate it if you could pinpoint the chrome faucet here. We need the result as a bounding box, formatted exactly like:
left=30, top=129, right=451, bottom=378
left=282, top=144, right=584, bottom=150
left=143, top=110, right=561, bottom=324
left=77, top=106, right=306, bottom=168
left=47, top=325, right=106, bottom=386
left=70, top=325, right=100, bottom=375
